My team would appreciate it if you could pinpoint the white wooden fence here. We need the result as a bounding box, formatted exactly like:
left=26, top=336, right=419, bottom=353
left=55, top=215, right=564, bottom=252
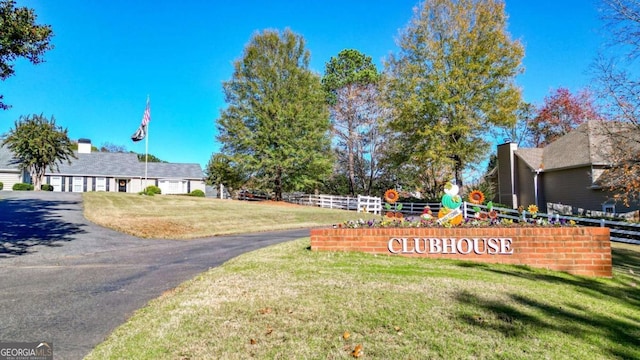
left=464, top=203, right=640, bottom=245
left=280, top=193, right=640, bottom=244
left=282, top=193, right=381, bottom=214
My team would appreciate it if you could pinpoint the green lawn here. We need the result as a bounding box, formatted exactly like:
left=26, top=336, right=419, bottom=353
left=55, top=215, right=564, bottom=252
left=82, top=193, right=640, bottom=359
left=82, top=192, right=379, bottom=239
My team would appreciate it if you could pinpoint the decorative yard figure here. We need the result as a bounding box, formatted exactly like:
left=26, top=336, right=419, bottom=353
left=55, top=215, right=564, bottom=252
left=437, top=182, right=463, bottom=225
left=384, top=189, right=403, bottom=219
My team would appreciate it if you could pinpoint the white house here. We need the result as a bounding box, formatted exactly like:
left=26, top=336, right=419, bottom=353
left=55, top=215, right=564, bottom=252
left=1, top=139, right=205, bottom=194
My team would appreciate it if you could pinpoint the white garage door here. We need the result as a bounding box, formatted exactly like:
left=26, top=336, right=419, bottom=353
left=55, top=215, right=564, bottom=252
left=158, top=180, right=187, bottom=195
left=0, top=172, right=21, bottom=191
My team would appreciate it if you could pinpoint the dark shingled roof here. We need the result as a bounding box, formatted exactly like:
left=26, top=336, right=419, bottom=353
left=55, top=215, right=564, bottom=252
left=146, top=162, right=204, bottom=179
left=46, top=151, right=203, bottom=179
left=0, top=144, right=20, bottom=170
left=51, top=152, right=144, bottom=177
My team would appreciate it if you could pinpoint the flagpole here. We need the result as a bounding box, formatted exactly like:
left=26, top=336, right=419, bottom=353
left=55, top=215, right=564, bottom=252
left=145, top=95, right=149, bottom=186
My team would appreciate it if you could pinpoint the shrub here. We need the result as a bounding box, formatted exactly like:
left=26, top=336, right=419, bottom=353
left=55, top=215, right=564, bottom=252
left=41, top=184, right=54, bottom=191
left=139, top=185, right=161, bottom=196
left=0, top=182, right=3, bottom=190
left=12, top=183, right=34, bottom=191
left=189, top=189, right=205, bottom=197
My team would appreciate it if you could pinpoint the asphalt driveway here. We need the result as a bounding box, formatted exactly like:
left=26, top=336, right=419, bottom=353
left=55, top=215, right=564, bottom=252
left=0, top=191, right=309, bottom=359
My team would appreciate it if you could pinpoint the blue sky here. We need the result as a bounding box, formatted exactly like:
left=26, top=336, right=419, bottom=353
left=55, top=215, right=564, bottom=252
left=1, top=0, right=607, bottom=169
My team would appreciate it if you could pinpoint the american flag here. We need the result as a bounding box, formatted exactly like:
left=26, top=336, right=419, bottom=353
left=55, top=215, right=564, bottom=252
left=131, top=97, right=151, bottom=142
left=141, top=98, right=151, bottom=126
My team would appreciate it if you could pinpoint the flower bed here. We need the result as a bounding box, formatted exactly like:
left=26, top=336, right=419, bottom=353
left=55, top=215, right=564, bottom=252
left=310, top=226, right=612, bottom=277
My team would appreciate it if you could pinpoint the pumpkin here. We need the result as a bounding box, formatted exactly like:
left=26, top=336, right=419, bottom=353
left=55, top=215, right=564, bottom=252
left=437, top=208, right=463, bottom=225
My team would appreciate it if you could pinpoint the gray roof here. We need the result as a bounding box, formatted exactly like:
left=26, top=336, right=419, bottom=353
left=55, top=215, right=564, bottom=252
left=0, top=144, right=20, bottom=171
left=516, top=120, right=639, bottom=171
left=51, top=152, right=143, bottom=177
left=146, top=162, right=204, bottom=179
left=45, top=151, right=203, bottom=179
left=514, top=148, right=543, bottom=170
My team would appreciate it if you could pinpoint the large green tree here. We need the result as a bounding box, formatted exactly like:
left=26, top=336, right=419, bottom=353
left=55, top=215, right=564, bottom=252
left=215, top=29, right=332, bottom=201
left=0, top=0, right=53, bottom=110
left=384, top=0, right=524, bottom=188
left=205, top=152, right=247, bottom=194
left=322, top=49, right=384, bottom=196
left=2, top=114, right=75, bottom=190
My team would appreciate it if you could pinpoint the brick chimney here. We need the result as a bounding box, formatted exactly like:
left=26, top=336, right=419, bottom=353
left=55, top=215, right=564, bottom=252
left=78, top=138, right=92, bottom=154
left=496, top=141, right=518, bottom=209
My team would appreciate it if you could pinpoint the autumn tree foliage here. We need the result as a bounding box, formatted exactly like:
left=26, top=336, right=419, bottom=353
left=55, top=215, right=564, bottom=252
left=592, top=0, right=640, bottom=206
left=528, top=88, right=604, bottom=147
left=383, top=0, right=523, bottom=189
left=322, top=49, right=385, bottom=196
left=0, top=0, right=53, bottom=110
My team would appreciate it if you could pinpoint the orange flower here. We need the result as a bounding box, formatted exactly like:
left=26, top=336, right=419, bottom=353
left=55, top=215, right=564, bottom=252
left=386, top=211, right=396, bottom=218
left=488, top=210, right=498, bottom=219
left=395, top=211, right=404, bottom=219
left=384, top=189, right=399, bottom=204
left=468, top=190, right=485, bottom=205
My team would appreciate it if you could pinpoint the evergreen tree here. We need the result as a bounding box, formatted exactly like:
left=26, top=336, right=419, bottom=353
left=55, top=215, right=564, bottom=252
left=215, top=29, right=332, bottom=200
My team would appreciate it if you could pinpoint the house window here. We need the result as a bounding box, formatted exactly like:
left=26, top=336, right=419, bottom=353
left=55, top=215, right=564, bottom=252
left=72, top=177, right=84, bottom=192
left=50, top=176, right=62, bottom=192
left=603, top=204, right=615, bottom=214
left=96, top=177, right=106, bottom=191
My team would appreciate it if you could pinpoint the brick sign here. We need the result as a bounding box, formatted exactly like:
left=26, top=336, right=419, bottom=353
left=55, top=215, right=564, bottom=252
left=310, top=227, right=612, bottom=277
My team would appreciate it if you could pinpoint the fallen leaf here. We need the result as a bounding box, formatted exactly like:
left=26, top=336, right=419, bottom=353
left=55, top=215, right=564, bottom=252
left=343, top=331, right=351, bottom=340
left=266, top=326, right=273, bottom=335
left=394, top=326, right=401, bottom=332
left=250, top=338, right=257, bottom=345
left=259, top=307, right=272, bottom=315
left=352, top=344, right=363, bottom=358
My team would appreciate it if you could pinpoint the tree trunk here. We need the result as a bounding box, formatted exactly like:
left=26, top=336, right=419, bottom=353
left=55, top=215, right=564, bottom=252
left=348, top=135, right=356, bottom=196
left=31, top=169, right=43, bottom=191
left=274, top=166, right=282, bottom=201
left=453, top=154, right=463, bottom=189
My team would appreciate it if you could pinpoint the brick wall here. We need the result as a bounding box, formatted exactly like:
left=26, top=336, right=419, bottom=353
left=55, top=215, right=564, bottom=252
left=310, top=227, right=612, bottom=277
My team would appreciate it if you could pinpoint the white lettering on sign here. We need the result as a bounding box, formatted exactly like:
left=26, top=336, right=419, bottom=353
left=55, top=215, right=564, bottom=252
left=436, top=208, right=463, bottom=225
left=388, top=238, right=514, bottom=255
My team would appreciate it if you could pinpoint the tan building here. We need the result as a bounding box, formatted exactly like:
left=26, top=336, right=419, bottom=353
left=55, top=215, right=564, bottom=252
left=494, top=120, right=640, bottom=214
left=0, top=144, right=29, bottom=190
